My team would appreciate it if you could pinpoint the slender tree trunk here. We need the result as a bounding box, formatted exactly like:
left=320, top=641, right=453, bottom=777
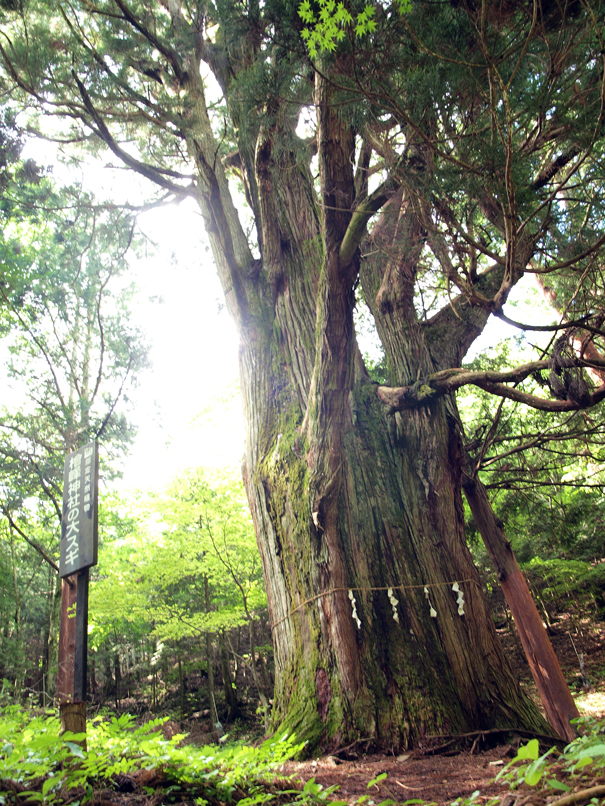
left=462, top=472, right=579, bottom=741
left=219, top=634, right=238, bottom=720
left=257, top=646, right=271, bottom=703
left=114, top=652, right=121, bottom=709
left=9, top=530, right=24, bottom=697
left=43, top=575, right=62, bottom=701
left=178, top=653, right=185, bottom=717
left=90, top=655, right=97, bottom=702
left=103, top=653, right=113, bottom=702
left=245, top=618, right=271, bottom=733
left=203, top=577, right=219, bottom=726
left=205, top=635, right=218, bottom=726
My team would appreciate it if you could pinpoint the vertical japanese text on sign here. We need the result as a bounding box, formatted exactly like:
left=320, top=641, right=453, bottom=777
left=59, top=442, right=99, bottom=578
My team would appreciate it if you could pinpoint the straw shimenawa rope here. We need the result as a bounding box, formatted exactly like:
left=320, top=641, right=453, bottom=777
left=270, top=578, right=482, bottom=630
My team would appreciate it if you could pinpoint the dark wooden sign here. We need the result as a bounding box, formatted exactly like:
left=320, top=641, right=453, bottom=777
left=59, top=441, right=98, bottom=578
left=57, top=441, right=99, bottom=732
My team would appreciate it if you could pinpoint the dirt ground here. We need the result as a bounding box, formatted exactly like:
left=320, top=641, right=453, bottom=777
left=281, top=743, right=516, bottom=805
left=277, top=618, right=605, bottom=806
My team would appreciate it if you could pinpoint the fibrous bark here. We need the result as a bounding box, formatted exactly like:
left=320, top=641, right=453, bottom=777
left=227, top=70, right=552, bottom=752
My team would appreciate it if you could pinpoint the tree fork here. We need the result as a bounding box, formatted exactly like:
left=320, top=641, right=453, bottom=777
left=462, top=470, right=579, bottom=742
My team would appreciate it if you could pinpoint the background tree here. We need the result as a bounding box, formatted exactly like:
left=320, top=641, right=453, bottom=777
left=2, top=0, right=605, bottom=750
left=89, top=470, right=271, bottom=722
left=0, top=127, right=150, bottom=699
left=461, top=343, right=605, bottom=564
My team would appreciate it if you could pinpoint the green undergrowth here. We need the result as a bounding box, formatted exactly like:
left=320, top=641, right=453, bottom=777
left=6, top=706, right=605, bottom=806
left=495, top=716, right=605, bottom=792
left=451, top=716, right=605, bottom=806
left=522, top=558, right=605, bottom=605
left=0, top=704, right=344, bottom=806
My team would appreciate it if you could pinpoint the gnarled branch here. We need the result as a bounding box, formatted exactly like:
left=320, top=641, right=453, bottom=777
left=377, top=358, right=605, bottom=413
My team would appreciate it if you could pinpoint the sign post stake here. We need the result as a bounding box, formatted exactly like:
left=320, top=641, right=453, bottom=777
left=57, top=442, right=98, bottom=741
left=74, top=567, right=90, bottom=703
left=56, top=576, right=77, bottom=705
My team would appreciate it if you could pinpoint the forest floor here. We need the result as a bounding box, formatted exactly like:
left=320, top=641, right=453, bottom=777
left=6, top=616, right=605, bottom=806
left=277, top=615, right=605, bottom=806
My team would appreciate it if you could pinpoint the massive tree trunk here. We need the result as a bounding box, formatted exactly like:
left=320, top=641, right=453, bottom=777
left=181, top=62, right=552, bottom=750
left=247, top=384, right=548, bottom=750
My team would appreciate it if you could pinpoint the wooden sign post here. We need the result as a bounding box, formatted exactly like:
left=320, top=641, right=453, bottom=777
left=57, top=442, right=98, bottom=738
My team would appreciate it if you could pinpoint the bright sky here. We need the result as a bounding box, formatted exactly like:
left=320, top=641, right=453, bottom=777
left=15, top=137, right=245, bottom=493
left=122, top=200, right=244, bottom=491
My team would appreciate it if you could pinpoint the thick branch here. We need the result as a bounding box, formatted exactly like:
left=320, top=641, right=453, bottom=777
left=494, top=310, right=604, bottom=337
left=72, top=73, right=196, bottom=197
left=112, top=0, right=187, bottom=84
left=531, top=145, right=581, bottom=191
left=377, top=359, right=605, bottom=412
left=339, top=174, right=399, bottom=265
left=530, top=236, right=605, bottom=275
left=474, top=380, right=605, bottom=412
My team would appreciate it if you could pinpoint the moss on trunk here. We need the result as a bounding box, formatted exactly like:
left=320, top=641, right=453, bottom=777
left=241, top=336, right=550, bottom=753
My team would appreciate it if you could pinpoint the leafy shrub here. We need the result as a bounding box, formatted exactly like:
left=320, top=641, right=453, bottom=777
left=495, top=717, right=605, bottom=799
left=0, top=704, right=311, bottom=805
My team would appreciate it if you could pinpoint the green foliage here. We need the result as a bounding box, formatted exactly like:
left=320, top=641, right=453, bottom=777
left=283, top=777, right=347, bottom=805
left=496, top=739, right=556, bottom=789
left=564, top=715, right=605, bottom=768
left=84, top=469, right=270, bottom=718
left=353, top=772, right=396, bottom=806
left=0, top=110, right=21, bottom=194
left=460, top=339, right=605, bottom=563
left=2, top=0, right=605, bottom=751
left=0, top=132, right=152, bottom=697
left=298, top=0, right=411, bottom=58
left=0, top=177, right=149, bottom=468
left=0, top=2, right=193, bottom=184
left=498, top=486, right=605, bottom=564
left=494, top=718, right=605, bottom=796
left=473, top=552, right=605, bottom=636
left=0, top=519, right=55, bottom=698
left=522, top=558, right=605, bottom=601
left=0, top=702, right=311, bottom=805
left=0, top=129, right=150, bottom=528
left=90, top=468, right=265, bottom=647
left=449, top=791, right=483, bottom=806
